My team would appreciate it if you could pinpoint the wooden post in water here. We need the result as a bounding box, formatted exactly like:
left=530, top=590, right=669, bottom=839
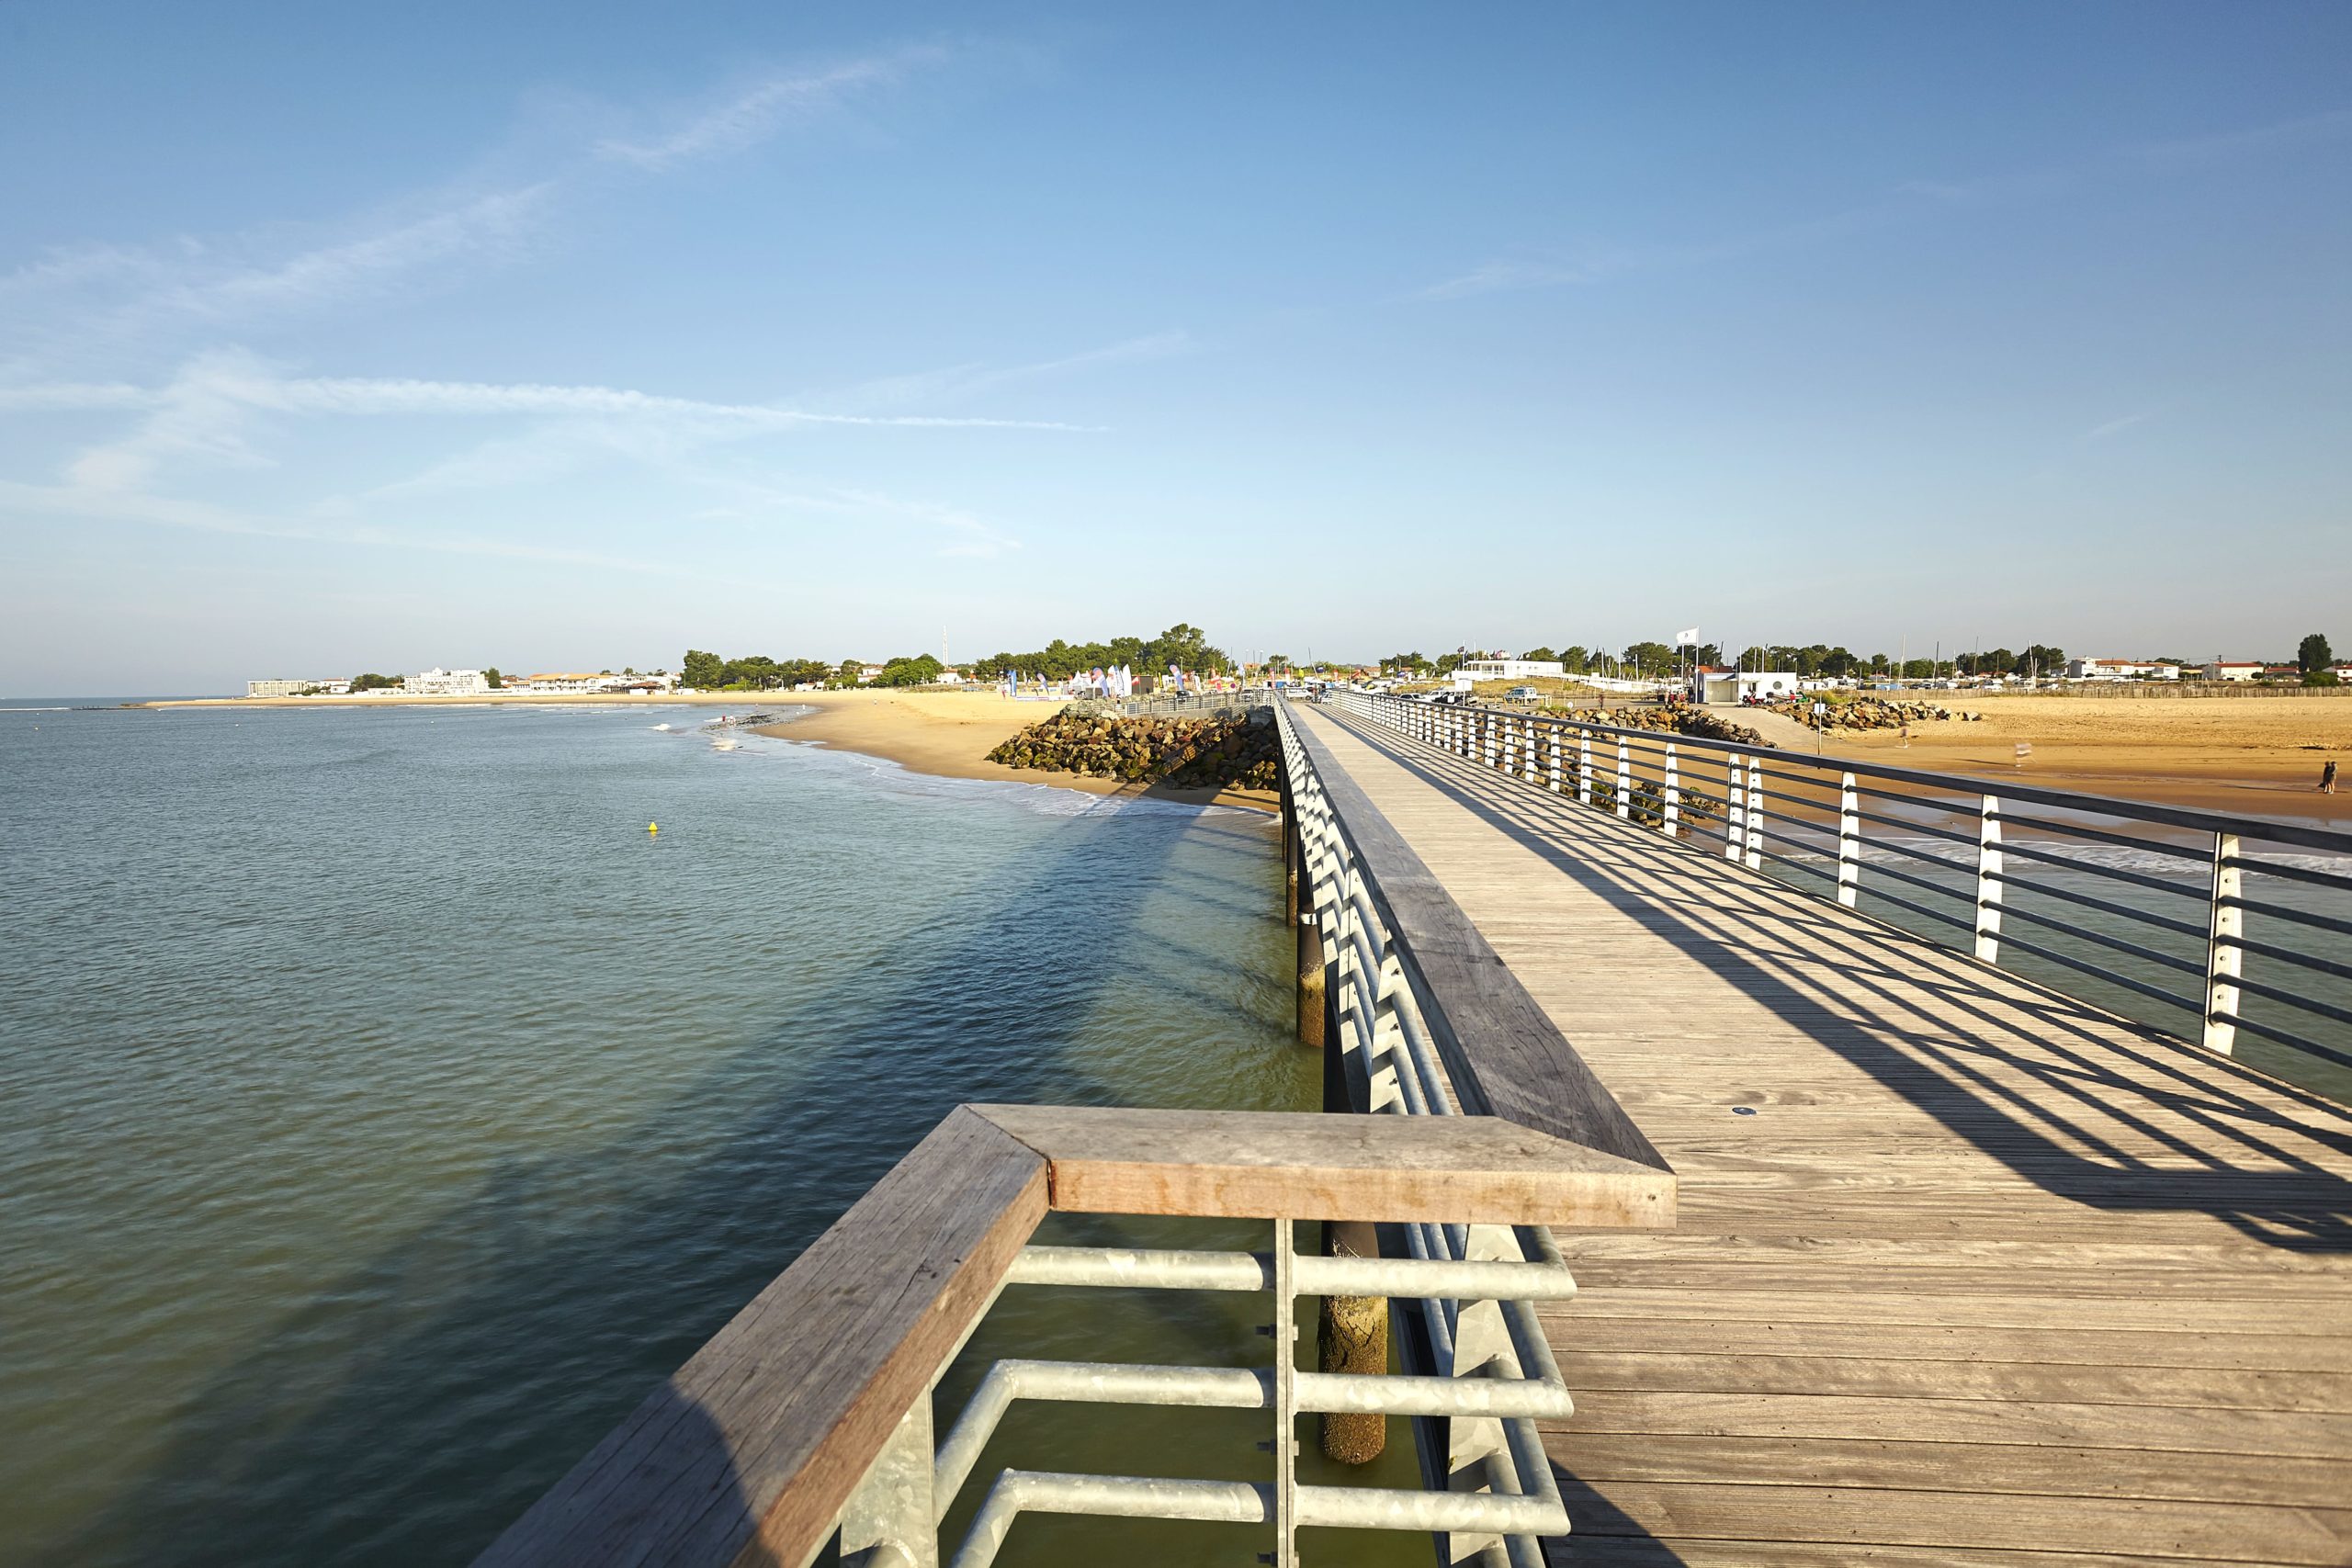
left=1317, top=1218, right=1387, bottom=1462
left=1296, top=915, right=1326, bottom=1048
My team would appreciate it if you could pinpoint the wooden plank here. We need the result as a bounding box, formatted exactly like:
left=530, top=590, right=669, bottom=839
left=1545, top=1289, right=2346, bottom=1336
left=1543, top=1315, right=2352, bottom=1371
left=1545, top=1391, right=2352, bottom=1456
left=1543, top=1433, right=2352, bottom=1506
left=473, top=1106, right=1049, bottom=1568
left=1548, top=1541, right=2256, bottom=1568
left=1538, top=1480, right=2352, bottom=1564
left=1548, top=1349, right=2348, bottom=1411
left=1286, top=708, right=1670, bottom=1170
left=969, top=1103, right=1674, bottom=1226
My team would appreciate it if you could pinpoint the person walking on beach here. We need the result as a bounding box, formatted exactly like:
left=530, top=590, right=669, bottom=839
left=2324, top=759, right=2340, bottom=795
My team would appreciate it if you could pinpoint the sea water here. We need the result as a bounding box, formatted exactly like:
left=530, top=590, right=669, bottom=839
left=0, top=703, right=1425, bottom=1566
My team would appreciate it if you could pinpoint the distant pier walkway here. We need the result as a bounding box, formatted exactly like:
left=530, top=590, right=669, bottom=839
left=1289, top=701, right=2352, bottom=1567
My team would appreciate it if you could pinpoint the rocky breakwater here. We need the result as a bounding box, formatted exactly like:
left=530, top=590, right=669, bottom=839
left=1770, top=696, right=1981, bottom=732
left=1542, top=704, right=1771, bottom=748
left=988, top=708, right=1282, bottom=791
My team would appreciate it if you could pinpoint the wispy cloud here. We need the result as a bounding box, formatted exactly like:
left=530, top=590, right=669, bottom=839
left=9, top=355, right=1099, bottom=493
left=1422, top=105, right=2352, bottom=301
left=1419, top=259, right=1599, bottom=301
left=595, top=49, right=944, bottom=170
left=819, top=331, right=1192, bottom=413
left=689, top=476, right=1023, bottom=558
left=0, top=47, right=942, bottom=372
left=2084, top=412, right=2154, bottom=441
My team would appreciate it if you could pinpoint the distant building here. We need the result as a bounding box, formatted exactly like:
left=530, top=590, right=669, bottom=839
left=1686, top=666, right=1798, bottom=704
left=2068, top=658, right=2180, bottom=681
left=1460, top=658, right=1566, bottom=681
left=245, top=678, right=349, bottom=697
left=2203, top=661, right=2265, bottom=683
left=520, top=672, right=605, bottom=693
left=410, top=668, right=491, bottom=695
left=859, top=664, right=886, bottom=684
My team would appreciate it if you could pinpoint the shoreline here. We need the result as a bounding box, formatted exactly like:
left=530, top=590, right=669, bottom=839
left=131, top=687, right=1280, bottom=813
left=745, top=692, right=1278, bottom=814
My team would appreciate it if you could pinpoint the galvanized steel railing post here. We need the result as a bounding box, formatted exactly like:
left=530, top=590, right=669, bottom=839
left=1973, top=796, right=2004, bottom=964
left=1577, top=731, right=1592, bottom=806
left=1614, top=739, right=1632, bottom=820
left=1662, top=744, right=1679, bottom=838
left=1443, top=1221, right=1526, bottom=1567
left=840, top=1401, right=937, bottom=1567
left=2204, top=831, right=2243, bottom=1055
left=1724, top=758, right=1744, bottom=863
left=1836, top=773, right=1860, bottom=908
left=1273, top=1217, right=1298, bottom=1568
left=1547, top=726, right=1563, bottom=794
left=1743, top=758, right=1763, bottom=872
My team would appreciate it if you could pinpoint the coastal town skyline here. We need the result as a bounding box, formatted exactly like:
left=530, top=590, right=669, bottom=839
left=5, top=4, right=2348, bottom=695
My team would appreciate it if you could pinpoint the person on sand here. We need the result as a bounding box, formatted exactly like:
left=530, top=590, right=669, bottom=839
left=2324, top=759, right=2339, bottom=795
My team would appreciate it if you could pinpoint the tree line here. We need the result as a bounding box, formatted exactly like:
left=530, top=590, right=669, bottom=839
left=676, top=650, right=957, bottom=691
left=1380, top=642, right=2073, bottom=681
left=967, top=623, right=1234, bottom=681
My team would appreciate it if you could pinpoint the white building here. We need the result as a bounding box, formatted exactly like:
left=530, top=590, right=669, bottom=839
left=2068, top=658, right=2181, bottom=682
left=1691, top=668, right=1799, bottom=704
left=1459, top=658, right=1567, bottom=681
left=409, top=667, right=491, bottom=695
left=2203, top=661, right=2266, bottom=682
left=245, top=678, right=350, bottom=697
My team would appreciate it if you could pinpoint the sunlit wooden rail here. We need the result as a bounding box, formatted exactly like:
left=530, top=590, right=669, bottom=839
left=473, top=1106, right=1671, bottom=1568
left=1289, top=694, right=2352, bottom=1566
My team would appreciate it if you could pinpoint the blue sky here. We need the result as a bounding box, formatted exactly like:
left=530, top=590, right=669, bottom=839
left=2, top=2, right=2346, bottom=692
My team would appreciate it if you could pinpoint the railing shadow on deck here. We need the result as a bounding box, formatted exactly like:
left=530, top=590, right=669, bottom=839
left=56, top=800, right=1284, bottom=1568
left=1317, top=710, right=2352, bottom=1252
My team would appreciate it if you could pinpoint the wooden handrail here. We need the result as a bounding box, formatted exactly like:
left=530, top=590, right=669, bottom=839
left=473, top=1105, right=1672, bottom=1568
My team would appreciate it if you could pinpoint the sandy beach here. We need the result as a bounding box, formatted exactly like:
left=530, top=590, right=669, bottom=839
left=1771, top=693, right=2352, bottom=825
left=748, top=690, right=1277, bottom=812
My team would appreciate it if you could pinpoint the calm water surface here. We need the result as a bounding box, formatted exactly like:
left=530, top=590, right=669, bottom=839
left=0, top=704, right=1422, bottom=1566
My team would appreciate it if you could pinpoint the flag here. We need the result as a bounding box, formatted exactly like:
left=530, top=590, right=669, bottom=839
left=1675, top=627, right=1700, bottom=646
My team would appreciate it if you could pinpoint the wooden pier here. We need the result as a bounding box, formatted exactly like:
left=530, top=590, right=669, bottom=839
left=1288, top=700, right=2352, bottom=1567
left=481, top=691, right=2352, bottom=1568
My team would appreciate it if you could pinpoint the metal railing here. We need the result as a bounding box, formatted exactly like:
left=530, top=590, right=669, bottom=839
left=1322, top=689, right=2352, bottom=1079
left=476, top=1101, right=1671, bottom=1568
left=1272, top=699, right=1671, bottom=1565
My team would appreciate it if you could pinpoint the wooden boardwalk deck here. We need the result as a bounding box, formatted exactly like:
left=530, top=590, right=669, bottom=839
left=1291, top=704, right=2352, bottom=1568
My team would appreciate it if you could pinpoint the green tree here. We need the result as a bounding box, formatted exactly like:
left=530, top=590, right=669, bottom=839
left=2298, top=633, right=2334, bottom=675
left=1558, top=645, right=1589, bottom=673
left=350, top=672, right=403, bottom=692
left=1519, top=647, right=1556, bottom=664
left=872, top=654, right=945, bottom=687
left=681, top=649, right=724, bottom=689
left=833, top=658, right=866, bottom=687
left=2018, top=645, right=2065, bottom=678
left=482, top=667, right=503, bottom=689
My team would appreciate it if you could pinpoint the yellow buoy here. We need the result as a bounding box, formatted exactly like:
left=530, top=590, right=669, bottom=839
left=648, top=821, right=659, bottom=835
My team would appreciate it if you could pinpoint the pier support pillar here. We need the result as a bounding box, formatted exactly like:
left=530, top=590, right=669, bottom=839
left=1296, top=917, right=1326, bottom=1048
left=1317, top=1219, right=1387, bottom=1463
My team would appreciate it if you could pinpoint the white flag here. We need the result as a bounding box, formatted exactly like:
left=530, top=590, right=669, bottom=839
left=1674, top=627, right=1700, bottom=646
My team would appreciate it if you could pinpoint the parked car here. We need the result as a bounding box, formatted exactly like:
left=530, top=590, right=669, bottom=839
left=1505, top=685, right=1542, bottom=702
